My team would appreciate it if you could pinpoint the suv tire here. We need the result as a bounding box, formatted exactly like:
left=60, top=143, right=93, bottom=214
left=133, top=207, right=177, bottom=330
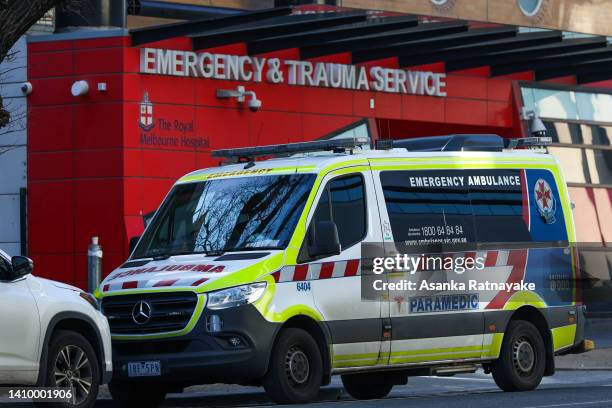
left=37, top=330, right=100, bottom=408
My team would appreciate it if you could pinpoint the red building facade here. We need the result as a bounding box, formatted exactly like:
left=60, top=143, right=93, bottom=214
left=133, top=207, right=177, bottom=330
left=26, top=11, right=611, bottom=288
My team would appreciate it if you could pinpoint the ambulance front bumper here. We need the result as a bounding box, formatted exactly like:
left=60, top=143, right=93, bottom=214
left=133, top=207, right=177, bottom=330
left=110, top=304, right=280, bottom=385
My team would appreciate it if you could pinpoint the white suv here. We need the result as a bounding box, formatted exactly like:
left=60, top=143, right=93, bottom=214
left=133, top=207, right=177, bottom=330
left=0, top=249, right=112, bottom=408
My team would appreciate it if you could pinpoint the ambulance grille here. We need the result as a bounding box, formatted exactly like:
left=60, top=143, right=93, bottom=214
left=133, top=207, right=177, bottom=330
left=101, top=292, right=198, bottom=335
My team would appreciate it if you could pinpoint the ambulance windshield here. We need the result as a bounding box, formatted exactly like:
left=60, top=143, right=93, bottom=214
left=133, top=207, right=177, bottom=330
left=132, top=173, right=316, bottom=259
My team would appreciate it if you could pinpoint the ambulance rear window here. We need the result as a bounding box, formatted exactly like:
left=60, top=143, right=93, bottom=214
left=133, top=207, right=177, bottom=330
left=380, top=169, right=566, bottom=245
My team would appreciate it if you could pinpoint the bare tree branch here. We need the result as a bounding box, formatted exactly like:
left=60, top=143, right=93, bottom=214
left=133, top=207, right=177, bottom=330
left=0, top=0, right=79, bottom=128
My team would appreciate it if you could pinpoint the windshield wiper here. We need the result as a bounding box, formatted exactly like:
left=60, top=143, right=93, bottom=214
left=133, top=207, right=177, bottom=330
left=219, top=246, right=282, bottom=252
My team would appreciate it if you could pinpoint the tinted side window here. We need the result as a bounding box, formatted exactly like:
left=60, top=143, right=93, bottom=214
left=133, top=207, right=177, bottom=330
left=312, top=174, right=366, bottom=250
left=380, top=170, right=475, bottom=245
left=0, top=256, right=11, bottom=280
left=469, top=170, right=531, bottom=243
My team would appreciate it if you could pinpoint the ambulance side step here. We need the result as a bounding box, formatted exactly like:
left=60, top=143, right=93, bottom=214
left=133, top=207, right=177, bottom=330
left=432, top=365, right=478, bottom=377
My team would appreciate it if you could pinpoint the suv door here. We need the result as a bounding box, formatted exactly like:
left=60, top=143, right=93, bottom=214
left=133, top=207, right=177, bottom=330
left=0, top=253, right=41, bottom=384
left=301, top=169, right=389, bottom=370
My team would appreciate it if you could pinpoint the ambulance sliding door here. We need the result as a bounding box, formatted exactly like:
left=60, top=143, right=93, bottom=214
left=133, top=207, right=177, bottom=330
left=370, top=165, right=485, bottom=366
left=306, top=168, right=389, bottom=369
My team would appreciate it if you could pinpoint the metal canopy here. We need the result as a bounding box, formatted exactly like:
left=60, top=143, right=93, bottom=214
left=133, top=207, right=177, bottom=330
left=353, top=26, right=518, bottom=64
left=446, top=37, right=608, bottom=72
left=536, top=57, right=612, bottom=80
left=491, top=46, right=612, bottom=76
left=130, top=6, right=292, bottom=46
left=191, top=12, right=368, bottom=50
left=576, top=71, right=612, bottom=84
left=398, top=31, right=563, bottom=68
left=130, top=6, right=611, bottom=84
left=247, top=15, right=418, bottom=55
left=300, top=20, right=469, bottom=59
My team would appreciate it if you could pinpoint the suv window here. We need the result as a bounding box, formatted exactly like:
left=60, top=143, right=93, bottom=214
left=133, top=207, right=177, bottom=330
left=311, top=174, right=367, bottom=250
left=0, top=255, right=11, bottom=280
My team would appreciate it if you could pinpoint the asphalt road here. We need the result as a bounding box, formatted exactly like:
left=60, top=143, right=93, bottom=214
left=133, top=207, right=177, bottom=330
left=3, top=321, right=612, bottom=407
left=138, top=369, right=612, bottom=408
left=4, top=369, right=612, bottom=408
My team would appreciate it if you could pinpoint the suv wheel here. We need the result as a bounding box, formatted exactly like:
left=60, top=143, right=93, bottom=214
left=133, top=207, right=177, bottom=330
left=491, top=320, right=546, bottom=392
left=109, top=381, right=167, bottom=408
left=341, top=373, right=394, bottom=399
left=263, top=328, right=323, bottom=404
left=37, top=330, right=100, bottom=408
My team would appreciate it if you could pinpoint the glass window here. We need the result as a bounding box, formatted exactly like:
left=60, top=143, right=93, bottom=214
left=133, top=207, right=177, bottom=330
left=518, top=0, right=544, bottom=16
left=523, top=87, right=612, bottom=123
left=576, top=92, right=612, bottom=123
left=468, top=170, right=532, bottom=243
left=583, top=125, right=612, bottom=147
left=533, top=88, right=578, bottom=120
left=0, top=256, right=11, bottom=280
left=547, top=146, right=591, bottom=184
left=133, top=174, right=316, bottom=258
left=380, top=170, right=476, bottom=245
left=312, top=174, right=366, bottom=250
left=586, top=148, right=612, bottom=185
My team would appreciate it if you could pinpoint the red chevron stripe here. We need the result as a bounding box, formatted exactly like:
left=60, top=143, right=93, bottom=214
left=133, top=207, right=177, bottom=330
left=153, top=279, right=179, bottom=287
left=122, top=281, right=138, bottom=289
left=293, top=264, right=308, bottom=281
left=191, top=278, right=209, bottom=286
left=345, top=259, right=360, bottom=276
left=486, top=249, right=528, bottom=310
left=485, top=251, right=498, bottom=267
left=319, top=262, right=334, bottom=279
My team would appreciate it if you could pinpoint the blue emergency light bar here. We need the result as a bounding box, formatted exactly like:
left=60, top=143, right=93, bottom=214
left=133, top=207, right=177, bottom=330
left=375, top=134, right=552, bottom=152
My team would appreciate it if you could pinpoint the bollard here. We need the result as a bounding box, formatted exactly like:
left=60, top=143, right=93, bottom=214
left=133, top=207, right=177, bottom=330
left=87, top=236, right=103, bottom=293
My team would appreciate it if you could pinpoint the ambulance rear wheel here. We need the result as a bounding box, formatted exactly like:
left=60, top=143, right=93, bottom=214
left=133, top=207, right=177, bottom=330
left=263, top=328, right=323, bottom=404
left=492, top=320, right=546, bottom=392
left=341, top=373, right=394, bottom=400
left=108, top=381, right=167, bottom=408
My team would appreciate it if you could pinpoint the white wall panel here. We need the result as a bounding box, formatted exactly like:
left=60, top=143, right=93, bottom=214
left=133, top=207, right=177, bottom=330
left=0, top=195, right=20, bottom=242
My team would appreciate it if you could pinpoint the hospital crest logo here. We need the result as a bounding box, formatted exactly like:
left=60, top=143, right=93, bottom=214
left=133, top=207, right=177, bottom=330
left=534, top=178, right=555, bottom=224
left=139, top=92, right=154, bottom=131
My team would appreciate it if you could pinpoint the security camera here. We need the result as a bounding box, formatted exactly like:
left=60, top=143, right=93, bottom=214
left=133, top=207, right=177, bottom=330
left=21, top=82, right=32, bottom=95
left=529, top=115, right=547, bottom=137
left=521, top=107, right=547, bottom=137
left=71, top=80, right=89, bottom=97
left=248, top=98, right=262, bottom=112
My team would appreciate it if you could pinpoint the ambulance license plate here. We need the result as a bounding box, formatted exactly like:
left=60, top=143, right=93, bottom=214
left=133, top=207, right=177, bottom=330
left=127, top=361, right=161, bottom=377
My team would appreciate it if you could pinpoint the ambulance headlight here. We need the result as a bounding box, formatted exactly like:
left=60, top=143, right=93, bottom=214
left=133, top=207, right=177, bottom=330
left=206, top=282, right=267, bottom=310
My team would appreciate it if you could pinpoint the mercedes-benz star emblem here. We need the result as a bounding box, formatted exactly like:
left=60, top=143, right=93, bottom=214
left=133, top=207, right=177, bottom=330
left=132, top=301, right=153, bottom=325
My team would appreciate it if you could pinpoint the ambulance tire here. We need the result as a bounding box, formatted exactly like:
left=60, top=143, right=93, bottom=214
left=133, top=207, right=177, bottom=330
left=341, top=373, right=394, bottom=400
left=492, top=320, right=546, bottom=392
left=108, top=381, right=167, bottom=408
left=263, top=328, right=323, bottom=404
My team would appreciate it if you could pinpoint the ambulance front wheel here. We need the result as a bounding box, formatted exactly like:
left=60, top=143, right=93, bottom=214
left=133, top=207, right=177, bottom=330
left=263, top=328, right=323, bottom=404
left=341, top=373, right=394, bottom=400
left=491, top=320, right=546, bottom=392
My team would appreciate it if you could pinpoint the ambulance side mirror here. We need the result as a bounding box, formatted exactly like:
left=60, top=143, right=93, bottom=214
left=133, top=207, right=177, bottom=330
left=308, top=221, right=341, bottom=260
